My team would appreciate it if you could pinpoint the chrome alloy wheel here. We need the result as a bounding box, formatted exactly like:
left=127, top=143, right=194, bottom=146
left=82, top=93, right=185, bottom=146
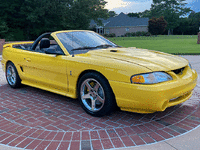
left=7, top=65, right=17, bottom=86
left=80, top=78, right=105, bottom=112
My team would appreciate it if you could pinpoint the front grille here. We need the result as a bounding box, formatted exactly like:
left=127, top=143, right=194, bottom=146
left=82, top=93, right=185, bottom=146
left=169, top=91, right=192, bottom=102
left=169, top=96, right=180, bottom=101
left=172, top=67, right=185, bottom=75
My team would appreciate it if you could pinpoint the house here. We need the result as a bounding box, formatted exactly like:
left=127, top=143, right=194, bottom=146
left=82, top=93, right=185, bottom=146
left=90, top=12, right=149, bottom=37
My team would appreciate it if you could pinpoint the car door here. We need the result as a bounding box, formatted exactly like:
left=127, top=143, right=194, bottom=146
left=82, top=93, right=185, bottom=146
left=21, top=46, right=68, bottom=94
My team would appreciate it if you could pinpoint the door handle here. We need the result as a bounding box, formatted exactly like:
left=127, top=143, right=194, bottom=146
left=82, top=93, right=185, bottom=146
left=24, top=58, right=31, bottom=62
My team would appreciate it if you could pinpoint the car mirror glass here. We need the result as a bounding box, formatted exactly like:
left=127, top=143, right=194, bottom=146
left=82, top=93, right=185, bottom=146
left=44, top=48, right=57, bottom=55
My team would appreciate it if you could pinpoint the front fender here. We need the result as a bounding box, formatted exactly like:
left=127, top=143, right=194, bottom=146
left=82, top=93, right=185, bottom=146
left=65, top=55, right=150, bottom=98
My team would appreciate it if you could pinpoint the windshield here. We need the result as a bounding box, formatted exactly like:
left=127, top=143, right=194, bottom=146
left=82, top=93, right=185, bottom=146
left=56, top=31, right=117, bottom=54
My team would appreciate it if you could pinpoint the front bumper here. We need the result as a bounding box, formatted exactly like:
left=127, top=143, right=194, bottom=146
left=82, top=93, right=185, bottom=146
left=109, top=66, right=198, bottom=113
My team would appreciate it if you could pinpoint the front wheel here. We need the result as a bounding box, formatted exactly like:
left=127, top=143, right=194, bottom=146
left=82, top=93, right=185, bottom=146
left=6, top=62, right=21, bottom=88
left=78, top=72, right=116, bottom=117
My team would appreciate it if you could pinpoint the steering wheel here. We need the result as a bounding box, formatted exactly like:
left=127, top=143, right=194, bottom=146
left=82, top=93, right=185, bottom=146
left=31, top=32, right=51, bottom=50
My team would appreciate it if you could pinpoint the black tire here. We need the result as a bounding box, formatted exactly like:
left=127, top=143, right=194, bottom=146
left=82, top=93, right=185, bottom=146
left=78, top=72, right=116, bottom=117
left=6, top=62, right=21, bottom=88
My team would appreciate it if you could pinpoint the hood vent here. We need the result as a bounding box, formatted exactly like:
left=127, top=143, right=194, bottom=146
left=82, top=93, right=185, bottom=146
left=110, top=50, right=118, bottom=52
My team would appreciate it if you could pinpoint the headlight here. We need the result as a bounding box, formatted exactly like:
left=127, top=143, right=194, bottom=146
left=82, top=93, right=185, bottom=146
left=189, top=63, right=192, bottom=69
left=131, top=72, right=172, bottom=84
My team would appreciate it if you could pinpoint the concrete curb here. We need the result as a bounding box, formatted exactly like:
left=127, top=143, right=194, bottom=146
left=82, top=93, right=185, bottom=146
left=117, top=125, right=200, bottom=150
left=0, top=144, right=24, bottom=150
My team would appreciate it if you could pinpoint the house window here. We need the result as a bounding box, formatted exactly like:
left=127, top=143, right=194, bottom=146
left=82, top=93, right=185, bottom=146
left=126, top=28, right=129, bottom=32
left=105, top=29, right=110, bottom=34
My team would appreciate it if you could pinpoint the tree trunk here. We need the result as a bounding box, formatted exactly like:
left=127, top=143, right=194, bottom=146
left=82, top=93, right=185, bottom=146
left=168, top=29, right=174, bottom=35
left=168, top=29, right=170, bottom=35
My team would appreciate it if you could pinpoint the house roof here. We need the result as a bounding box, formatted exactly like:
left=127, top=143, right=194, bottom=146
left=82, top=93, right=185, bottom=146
left=90, top=12, right=149, bottom=28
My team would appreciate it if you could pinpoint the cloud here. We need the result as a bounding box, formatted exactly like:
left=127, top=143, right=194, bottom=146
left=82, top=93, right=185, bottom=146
left=185, top=0, right=197, bottom=3
left=105, top=0, right=131, bottom=10
left=186, top=0, right=200, bottom=12
left=105, top=0, right=199, bottom=14
left=106, top=0, right=152, bottom=14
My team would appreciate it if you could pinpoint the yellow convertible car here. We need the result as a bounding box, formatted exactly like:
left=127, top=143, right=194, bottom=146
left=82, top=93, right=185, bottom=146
left=1, top=30, right=198, bottom=116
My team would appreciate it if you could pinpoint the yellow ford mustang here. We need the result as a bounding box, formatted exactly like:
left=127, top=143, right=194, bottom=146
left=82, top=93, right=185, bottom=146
left=1, top=30, right=198, bottom=117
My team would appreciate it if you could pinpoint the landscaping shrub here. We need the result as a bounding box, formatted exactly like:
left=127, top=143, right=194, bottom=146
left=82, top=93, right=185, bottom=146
left=109, top=33, right=116, bottom=37
left=124, top=31, right=150, bottom=37
left=145, top=32, right=151, bottom=36
left=135, top=31, right=142, bottom=36
left=104, top=33, right=116, bottom=37
left=131, top=32, right=136, bottom=36
left=124, top=32, right=132, bottom=37
left=148, top=16, right=167, bottom=35
left=103, top=34, right=108, bottom=37
left=141, top=31, right=147, bottom=36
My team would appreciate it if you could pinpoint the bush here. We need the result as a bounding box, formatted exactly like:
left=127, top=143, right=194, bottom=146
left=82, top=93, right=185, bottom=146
left=124, top=32, right=132, bottom=37
left=145, top=32, right=151, bottom=36
left=103, top=33, right=116, bottom=37
left=109, top=33, right=116, bottom=37
left=131, top=32, right=136, bottom=36
left=124, top=31, right=151, bottom=37
left=135, top=31, right=142, bottom=36
left=103, top=34, right=108, bottom=37
left=141, top=31, right=147, bottom=36
left=148, top=16, right=167, bottom=35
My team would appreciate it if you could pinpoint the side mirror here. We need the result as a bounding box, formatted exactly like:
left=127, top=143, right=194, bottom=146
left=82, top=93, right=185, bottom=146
left=45, top=48, right=56, bottom=54
left=44, top=48, right=63, bottom=55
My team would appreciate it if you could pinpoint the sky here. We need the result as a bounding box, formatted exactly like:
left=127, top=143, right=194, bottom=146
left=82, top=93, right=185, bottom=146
left=104, top=0, right=200, bottom=14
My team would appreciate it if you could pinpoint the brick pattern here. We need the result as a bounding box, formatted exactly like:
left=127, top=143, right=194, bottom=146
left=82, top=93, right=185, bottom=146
left=0, top=81, right=200, bottom=149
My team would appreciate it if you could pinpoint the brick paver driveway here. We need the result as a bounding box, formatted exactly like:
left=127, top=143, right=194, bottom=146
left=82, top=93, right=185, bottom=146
left=0, top=55, right=200, bottom=150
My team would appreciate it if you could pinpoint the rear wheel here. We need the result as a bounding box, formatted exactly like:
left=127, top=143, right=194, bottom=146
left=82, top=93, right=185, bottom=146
left=78, top=72, right=116, bottom=117
left=6, top=62, right=21, bottom=88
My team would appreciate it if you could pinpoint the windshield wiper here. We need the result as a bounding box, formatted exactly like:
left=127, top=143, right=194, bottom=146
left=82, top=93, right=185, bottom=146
left=95, top=44, right=114, bottom=48
left=71, top=44, right=120, bottom=51
left=71, top=46, right=96, bottom=51
left=95, top=44, right=122, bottom=49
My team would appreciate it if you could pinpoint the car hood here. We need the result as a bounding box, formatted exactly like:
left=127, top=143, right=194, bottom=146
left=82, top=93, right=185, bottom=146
left=87, top=47, right=188, bottom=72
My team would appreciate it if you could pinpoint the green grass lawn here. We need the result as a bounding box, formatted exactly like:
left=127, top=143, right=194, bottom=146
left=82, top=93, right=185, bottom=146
left=108, top=35, right=200, bottom=55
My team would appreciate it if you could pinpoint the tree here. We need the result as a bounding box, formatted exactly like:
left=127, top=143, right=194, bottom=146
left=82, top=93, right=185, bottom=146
left=21, top=0, right=71, bottom=39
left=127, top=11, right=152, bottom=18
left=149, top=0, right=191, bottom=35
left=140, top=10, right=151, bottom=18
left=188, top=11, right=200, bottom=24
left=0, top=0, right=109, bottom=40
left=0, top=20, right=8, bottom=38
left=148, top=16, right=167, bottom=35
left=127, top=12, right=140, bottom=18
left=173, top=11, right=200, bottom=35
left=173, top=18, right=189, bottom=35
left=66, top=0, right=109, bottom=29
left=108, top=11, right=117, bottom=17
left=187, top=11, right=200, bottom=34
left=0, top=0, right=72, bottom=40
left=188, top=11, right=196, bottom=19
